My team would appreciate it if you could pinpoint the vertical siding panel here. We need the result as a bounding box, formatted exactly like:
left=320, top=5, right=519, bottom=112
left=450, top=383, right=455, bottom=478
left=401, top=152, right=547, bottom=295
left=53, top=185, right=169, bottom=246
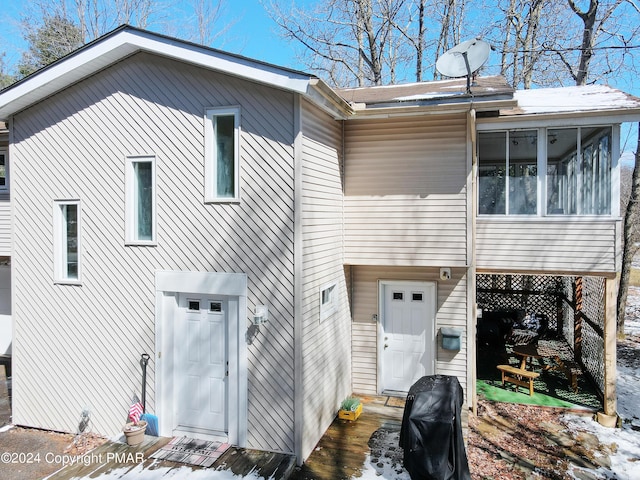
left=299, top=100, right=351, bottom=460
left=11, top=52, right=295, bottom=453
left=350, top=266, right=468, bottom=402
left=344, top=115, right=468, bottom=266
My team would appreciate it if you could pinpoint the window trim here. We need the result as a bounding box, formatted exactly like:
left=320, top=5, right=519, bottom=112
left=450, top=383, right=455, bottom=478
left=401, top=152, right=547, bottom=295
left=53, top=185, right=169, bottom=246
left=204, top=106, right=241, bottom=203
left=125, top=155, right=157, bottom=245
left=477, top=124, right=619, bottom=218
left=319, top=281, right=338, bottom=322
left=0, top=148, right=8, bottom=191
left=53, top=199, right=82, bottom=285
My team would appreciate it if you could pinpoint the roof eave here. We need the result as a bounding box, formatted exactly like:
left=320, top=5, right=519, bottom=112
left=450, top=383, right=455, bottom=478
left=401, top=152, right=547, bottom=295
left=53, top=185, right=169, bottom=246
left=307, top=79, right=353, bottom=119
left=0, top=26, right=314, bottom=120
left=478, top=107, right=640, bottom=126
left=348, top=98, right=518, bottom=119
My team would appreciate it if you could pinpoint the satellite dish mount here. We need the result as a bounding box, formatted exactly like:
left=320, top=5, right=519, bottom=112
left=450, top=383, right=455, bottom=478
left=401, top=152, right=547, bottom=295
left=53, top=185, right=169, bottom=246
left=435, top=38, right=491, bottom=94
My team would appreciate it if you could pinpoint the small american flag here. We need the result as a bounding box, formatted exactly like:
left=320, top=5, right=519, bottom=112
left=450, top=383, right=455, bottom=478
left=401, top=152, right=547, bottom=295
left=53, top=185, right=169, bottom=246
left=128, top=401, right=143, bottom=424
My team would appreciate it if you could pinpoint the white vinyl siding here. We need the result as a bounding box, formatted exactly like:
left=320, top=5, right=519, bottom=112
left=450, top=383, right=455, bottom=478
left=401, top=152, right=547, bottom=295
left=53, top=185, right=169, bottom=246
left=10, top=52, right=296, bottom=454
left=53, top=200, right=81, bottom=284
left=204, top=107, right=240, bottom=202
left=0, top=147, right=9, bottom=256
left=477, top=218, right=619, bottom=274
left=126, top=155, right=156, bottom=245
left=350, top=265, right=468, bottom=403
left=344, top=114, right=468, bottom=267
left=299, top=100, right=351, bottom=461
left=0, top=201, right=9, bottom=256
left=0, top=148, right=7, bottom=191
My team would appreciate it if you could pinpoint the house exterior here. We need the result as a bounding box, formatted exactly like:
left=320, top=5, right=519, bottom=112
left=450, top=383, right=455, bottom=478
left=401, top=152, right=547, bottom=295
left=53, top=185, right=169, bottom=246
left=0, top=121, right=10, bottom=364
left=0, top=26, right=638, bottom=463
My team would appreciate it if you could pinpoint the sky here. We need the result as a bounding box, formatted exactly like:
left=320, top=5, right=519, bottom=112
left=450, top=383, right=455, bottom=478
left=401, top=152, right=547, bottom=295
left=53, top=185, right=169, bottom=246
left=0, top=0, right=638, bottom=151
left=0, top=0, right=307, bottom=73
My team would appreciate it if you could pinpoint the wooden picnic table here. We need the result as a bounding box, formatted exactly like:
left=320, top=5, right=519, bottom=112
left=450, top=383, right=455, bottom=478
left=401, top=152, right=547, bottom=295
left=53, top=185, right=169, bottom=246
left=512, top=344, right=547, bottom=370
left=512, top=340, right=583, bottom=392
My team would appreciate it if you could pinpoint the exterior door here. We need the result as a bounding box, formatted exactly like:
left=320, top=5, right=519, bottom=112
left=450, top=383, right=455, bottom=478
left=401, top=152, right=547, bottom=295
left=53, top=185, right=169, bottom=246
left=380, top=281, right=436, bottom=392
left=176, top=295, right=228, bottom=434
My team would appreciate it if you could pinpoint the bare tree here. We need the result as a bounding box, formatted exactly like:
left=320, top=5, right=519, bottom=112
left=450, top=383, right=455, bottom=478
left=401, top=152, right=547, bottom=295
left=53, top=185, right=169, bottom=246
left=618, top=124, right=640, bottom=335
left=433, top=0, right=466, bottom=79
left=268, top=0, right=419, bottom=86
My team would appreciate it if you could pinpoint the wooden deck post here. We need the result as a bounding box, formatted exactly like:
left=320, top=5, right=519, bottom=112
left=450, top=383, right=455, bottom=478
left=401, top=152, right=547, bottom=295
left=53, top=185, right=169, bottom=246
left=603, top=276, right=618, bottom=416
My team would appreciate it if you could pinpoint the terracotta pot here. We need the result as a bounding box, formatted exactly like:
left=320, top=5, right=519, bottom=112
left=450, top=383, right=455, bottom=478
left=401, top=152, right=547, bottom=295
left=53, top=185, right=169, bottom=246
left=123, top=420, right=147, bottom=446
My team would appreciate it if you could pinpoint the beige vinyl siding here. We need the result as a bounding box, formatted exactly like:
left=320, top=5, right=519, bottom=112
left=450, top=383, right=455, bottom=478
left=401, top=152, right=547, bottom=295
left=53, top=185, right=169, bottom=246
left=299, top=100, right=351, bottom=460
left=477, top=218, right=619, bottom=274
left=350, top=266, right=468, bottom=403
left=11, top=52, right=296, bottom=453
left=344, top=114, right=468, bottom=267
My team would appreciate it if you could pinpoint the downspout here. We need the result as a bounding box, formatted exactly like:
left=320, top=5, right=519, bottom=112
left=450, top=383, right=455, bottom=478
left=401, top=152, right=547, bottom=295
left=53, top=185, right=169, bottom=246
left=293, top=94, right=304, bottom=464
left=467, top=107, right=478, bottom=415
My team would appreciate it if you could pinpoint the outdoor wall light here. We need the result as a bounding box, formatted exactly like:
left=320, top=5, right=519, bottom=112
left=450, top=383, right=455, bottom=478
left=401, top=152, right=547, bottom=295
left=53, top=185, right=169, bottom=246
left=253, top=305, right=269, bottom=325
left=440, top=267, right=451, bottom=281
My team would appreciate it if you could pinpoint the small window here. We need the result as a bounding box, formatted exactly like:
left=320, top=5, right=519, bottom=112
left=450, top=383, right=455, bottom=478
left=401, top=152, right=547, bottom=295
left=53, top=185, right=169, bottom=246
left=320, top=281, right=338, bottom=321
left=188, top=300, right=200, bottom=311
left=205, top=107, right=240, bottom=202
left=54, top=200, right=81, bottom=284
left=412, top=292, right=423, bottom=302
left=126, top=155, right=156, bottom=244
left=0, top=149, right=7, bottom=191
left=393, top=292, right=404, bottom=301
left=209, top=301, right=222, bottom=312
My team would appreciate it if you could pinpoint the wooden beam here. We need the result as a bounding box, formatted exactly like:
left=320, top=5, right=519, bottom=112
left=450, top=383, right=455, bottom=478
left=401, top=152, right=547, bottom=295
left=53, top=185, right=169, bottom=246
left=603, top=276, right=618, bottom=416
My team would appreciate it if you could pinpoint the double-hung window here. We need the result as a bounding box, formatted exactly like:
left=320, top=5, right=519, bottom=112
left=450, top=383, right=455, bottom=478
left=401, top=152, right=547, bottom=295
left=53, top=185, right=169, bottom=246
left=204, top=107, right=240, bottom=202
left=54, top=200, right=81, bottom=283
left=126, top=155, right=156, bottom=244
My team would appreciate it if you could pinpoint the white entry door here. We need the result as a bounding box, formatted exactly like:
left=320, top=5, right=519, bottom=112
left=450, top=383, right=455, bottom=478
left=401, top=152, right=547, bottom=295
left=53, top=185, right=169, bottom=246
left=380, top=282, right=436, bottom=392
left=176, top=295, right=228, bottom=434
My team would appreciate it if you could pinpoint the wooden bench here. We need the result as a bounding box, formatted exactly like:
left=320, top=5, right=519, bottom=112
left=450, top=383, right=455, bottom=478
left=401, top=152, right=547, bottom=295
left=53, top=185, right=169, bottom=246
left=497, top=364, right=540, bottom=396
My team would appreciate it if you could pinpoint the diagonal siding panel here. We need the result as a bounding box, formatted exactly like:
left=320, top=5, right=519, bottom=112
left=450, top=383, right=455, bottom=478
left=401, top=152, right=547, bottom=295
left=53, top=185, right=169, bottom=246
left=11, top=52, right=295, bottom=453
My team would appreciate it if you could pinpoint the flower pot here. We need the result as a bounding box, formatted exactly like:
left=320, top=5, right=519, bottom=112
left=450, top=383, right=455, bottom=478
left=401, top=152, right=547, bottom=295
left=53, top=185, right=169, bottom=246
left=123, top=420, right=147, bottom=446
left=338, top=402, right=363, bottom=421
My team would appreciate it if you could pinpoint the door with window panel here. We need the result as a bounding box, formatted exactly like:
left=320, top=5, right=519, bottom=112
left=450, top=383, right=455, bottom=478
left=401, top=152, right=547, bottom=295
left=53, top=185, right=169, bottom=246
left=176, top=295, right=228, bottom=434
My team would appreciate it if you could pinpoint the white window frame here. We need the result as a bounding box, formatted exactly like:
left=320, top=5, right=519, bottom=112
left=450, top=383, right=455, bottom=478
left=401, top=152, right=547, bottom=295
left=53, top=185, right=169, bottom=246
left=125, top=155, right=157, bottom=245
left=204, top=106, right=241, bottom=203
left=0, top=148, right=8, bottom=191
left=53, top=199, right=82, bottom=285
left=319, top=281, right=338, bottom=322
left=477, top=123, right=619, bottom=218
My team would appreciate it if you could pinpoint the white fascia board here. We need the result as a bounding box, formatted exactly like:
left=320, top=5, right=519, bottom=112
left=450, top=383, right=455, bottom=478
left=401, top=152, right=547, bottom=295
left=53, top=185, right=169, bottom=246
left=0, top=28, right=312, bottom=120
left=477, top=109, right=640, bottom=130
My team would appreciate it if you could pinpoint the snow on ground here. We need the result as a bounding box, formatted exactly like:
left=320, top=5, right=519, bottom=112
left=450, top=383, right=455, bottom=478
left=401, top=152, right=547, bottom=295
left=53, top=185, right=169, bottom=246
left=45, top=461, right=266, bottom=480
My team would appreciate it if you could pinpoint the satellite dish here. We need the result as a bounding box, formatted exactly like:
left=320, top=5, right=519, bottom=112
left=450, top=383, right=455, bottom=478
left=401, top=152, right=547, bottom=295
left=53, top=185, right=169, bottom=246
left=436, top=38, right=490, bottom=92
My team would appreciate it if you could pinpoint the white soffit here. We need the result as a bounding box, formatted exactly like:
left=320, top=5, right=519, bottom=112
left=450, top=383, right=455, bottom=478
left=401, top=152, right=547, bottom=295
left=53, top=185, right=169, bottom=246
left=0, top=27, right=313, bottom=119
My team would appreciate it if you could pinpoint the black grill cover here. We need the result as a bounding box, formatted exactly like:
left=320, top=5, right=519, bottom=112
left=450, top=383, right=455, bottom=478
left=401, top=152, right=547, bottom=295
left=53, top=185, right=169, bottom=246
left=399, top=375, right=471, bottom=480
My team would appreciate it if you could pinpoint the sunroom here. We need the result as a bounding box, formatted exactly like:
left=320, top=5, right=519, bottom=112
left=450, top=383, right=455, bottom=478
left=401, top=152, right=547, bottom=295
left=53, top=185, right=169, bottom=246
left=474, top=115, right=622, bottom=417
left=477, top=125, right=616, bottom=218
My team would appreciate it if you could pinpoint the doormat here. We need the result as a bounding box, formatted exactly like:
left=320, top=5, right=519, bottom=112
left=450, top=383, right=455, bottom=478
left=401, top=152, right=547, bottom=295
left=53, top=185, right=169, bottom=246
left=385, top=396, right=406, bottom=408
left=150, top=436, right=230, bottom=468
